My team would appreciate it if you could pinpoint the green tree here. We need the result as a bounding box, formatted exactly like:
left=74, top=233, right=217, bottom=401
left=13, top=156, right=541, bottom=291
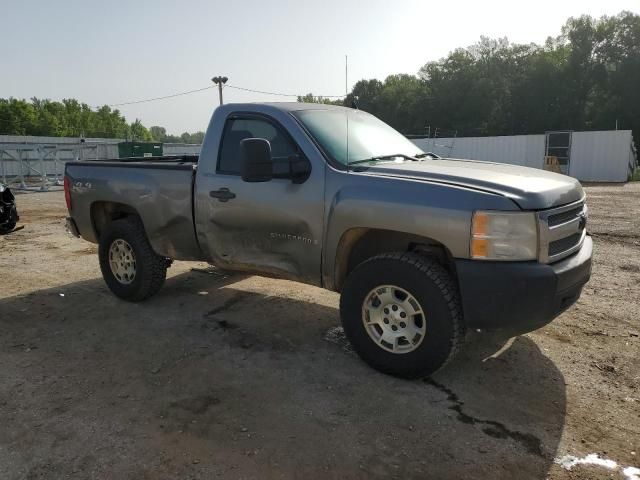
left=129, top=119, right=152, bottom=141
left=345, top=79, right=383, bottom=113
left=187, top=131, right=205, bottom=144
left=162, top=134, right=183, bottom=143
left=0, top=96, right=209, bottom=144
left=2, top=13, right=639, bottom=152
left=297, top=93, right=344, bottom=105
left=0, top=98, right=37, bottom=135
left=149, top=126, right=167, bottom=142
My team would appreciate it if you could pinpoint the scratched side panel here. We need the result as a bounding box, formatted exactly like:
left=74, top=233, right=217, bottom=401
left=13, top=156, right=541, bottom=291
left=194, top=105, right=328, bottom=286
left=201, top=177, right=323, bottom=284
left=65, top=163, right=204, bottom=260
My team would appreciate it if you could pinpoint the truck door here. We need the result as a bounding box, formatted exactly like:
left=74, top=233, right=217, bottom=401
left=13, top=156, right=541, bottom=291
left=196, top=113, right=324, bottom=285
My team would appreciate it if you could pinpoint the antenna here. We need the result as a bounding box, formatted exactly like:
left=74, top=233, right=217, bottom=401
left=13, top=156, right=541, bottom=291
left=345, top=55, right=348, bottom=97
left=345, top=55, right=349, bottom=167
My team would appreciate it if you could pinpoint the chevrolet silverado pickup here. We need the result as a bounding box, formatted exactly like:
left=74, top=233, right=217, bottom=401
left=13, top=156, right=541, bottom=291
left=64, top=103, right=592, bottom=378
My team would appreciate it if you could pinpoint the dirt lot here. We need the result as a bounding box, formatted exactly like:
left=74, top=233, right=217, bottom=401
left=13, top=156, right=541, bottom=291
left=1, top=184, right=638, bottom=479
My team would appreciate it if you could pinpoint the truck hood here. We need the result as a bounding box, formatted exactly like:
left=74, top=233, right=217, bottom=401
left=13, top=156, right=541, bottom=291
left=358, top=158, right=584, bottom=210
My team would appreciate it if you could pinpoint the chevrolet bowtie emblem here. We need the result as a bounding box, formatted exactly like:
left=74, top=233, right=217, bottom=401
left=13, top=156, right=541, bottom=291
left=578, top=214, right=587, bottom=230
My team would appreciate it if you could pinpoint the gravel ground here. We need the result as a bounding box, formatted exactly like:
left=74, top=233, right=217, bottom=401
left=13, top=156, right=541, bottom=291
left=0, top=184, right=638, bottom=479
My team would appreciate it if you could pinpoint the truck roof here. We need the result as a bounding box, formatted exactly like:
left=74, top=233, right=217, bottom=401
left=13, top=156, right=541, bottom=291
left=219, top=102, right=351, bottom=113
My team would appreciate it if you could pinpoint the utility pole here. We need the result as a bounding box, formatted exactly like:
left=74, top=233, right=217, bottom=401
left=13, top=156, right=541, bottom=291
left=211, top=76, right=228, bottom=105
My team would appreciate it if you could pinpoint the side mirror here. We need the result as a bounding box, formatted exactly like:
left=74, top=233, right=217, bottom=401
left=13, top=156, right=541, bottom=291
left=240, top=138, right=273, bottom=182
left=289, top=155, right=311, bottom=184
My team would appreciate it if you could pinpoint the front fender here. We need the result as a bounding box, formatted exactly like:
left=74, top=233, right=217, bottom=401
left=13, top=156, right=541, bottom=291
left=321, top=173, right=520, bottom=290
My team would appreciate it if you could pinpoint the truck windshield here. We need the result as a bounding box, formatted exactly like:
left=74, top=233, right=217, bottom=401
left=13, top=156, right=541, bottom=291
left=293, top=109, right=424, bottom=167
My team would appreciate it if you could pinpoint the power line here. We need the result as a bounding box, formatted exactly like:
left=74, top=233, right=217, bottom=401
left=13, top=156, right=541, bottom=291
left=108, top=86, right=214, bottom=107
left=225, top=84, right=345, bottom=98
left=107, top=83, right=346, bottom=107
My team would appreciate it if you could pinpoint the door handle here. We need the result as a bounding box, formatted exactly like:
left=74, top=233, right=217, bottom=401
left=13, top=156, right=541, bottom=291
left=209, top=188, right=236, bottom=202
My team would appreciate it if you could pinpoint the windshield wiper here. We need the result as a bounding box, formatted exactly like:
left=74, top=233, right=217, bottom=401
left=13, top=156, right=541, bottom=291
left=348, top=153, right=418, bottom=166
left=415, top=152, right=440, bottom=159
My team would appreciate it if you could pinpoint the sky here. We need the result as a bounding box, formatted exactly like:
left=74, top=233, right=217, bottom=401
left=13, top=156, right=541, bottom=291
left=2, top=0, right=639, bottom=134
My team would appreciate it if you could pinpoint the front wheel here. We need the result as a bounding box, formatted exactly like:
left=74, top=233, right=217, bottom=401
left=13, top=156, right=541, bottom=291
left=98, top=217, right=168, bottom=301
left=0, top=205, right=18, bottom=234
left=339, top=252, right=464, bottom=378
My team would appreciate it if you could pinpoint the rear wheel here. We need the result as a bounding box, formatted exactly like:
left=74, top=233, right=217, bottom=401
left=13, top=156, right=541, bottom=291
left=98, top=217, right=168, bottom=301
left=0, top=205, right=18, bottom=234
left=339, top=252, right=464, bottom=378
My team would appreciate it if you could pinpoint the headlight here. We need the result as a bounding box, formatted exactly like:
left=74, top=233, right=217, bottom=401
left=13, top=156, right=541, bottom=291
left=470, top=211, right=538, bottom=261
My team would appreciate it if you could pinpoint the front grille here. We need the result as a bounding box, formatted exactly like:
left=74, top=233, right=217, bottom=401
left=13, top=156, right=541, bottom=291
left=548, top=206, right=583, bottom=227
left=538, top=200, right=586, bottom=263
left=549, top=233, right=583, bottom=256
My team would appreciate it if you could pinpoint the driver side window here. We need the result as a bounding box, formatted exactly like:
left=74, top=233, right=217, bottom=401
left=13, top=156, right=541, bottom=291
left=217, top=117, right=298, bottom=174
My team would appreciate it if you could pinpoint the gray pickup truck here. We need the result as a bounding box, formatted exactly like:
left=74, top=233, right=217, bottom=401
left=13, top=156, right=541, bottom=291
left=65, top=102, right=592, bottom=377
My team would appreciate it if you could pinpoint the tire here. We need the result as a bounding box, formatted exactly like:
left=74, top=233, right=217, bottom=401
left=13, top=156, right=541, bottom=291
left=98, top=217, right=168, bottom=301
left=0, top=206, right=17, bottom=234
left=339, top=252, right=464, bottom=378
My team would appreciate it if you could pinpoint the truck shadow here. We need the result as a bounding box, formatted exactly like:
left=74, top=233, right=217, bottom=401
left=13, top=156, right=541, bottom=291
left=0, top=270, right=565, bottom=480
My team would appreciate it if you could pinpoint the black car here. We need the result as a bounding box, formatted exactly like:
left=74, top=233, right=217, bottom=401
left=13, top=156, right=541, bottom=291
left=0, top=183, right=19, bottom=234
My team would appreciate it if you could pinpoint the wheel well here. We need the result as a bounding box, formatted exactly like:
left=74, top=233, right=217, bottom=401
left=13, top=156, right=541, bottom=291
left=90, top=201, right=140, bottom=239
left=334, top=228, right=454, bottom=291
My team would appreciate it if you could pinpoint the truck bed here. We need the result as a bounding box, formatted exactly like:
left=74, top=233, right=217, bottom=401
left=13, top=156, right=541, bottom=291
left=65, top=156, right=204, bottom=261
left=80, top=154, right=198, bottom=167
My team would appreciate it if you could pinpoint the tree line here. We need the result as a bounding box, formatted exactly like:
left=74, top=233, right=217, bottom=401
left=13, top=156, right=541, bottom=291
left=0, top=97, right=205, bottom=143
left=302, top=11, right=640, bottom=150
left=1, top=11, right=638, bottom=149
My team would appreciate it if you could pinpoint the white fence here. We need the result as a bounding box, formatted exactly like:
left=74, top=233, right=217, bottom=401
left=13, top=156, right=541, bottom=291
left=413, top=130, right=637, bottom=182
left=0, top=136, right=201, bottom=190
left=568, top=131, right=636, bottom=182
left=0, top=140, right=120, bottom=190
left=415, top=135, right=545, bottom=169
left=163, top=143, right=201, bottom=155
left=1, top=130, right=636, bottom=187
